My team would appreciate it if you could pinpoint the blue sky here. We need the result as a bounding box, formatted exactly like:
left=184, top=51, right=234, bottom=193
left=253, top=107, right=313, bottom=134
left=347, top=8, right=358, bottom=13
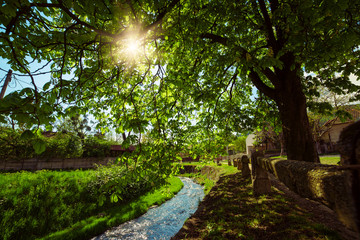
left=0, top=57, right=50, bottom=96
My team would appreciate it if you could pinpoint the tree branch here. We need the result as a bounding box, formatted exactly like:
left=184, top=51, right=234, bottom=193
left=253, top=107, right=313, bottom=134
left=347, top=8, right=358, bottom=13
left=57, top=1, right=115, bottom=38
left=257, top=0, right=277, bottom=51
left=142, top=0, right=181, bottom=33
left=249, top=69, right=277, bottom=100
left=261, top=67, right=280, bottom=88
left=200, top=33, right=228, bottom=45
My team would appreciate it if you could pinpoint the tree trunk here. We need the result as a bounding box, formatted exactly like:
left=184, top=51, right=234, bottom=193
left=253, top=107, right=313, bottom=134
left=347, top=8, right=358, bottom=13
left=279, top=132, right=286, bottom=156
left=276, top=74, right=319, bottom=163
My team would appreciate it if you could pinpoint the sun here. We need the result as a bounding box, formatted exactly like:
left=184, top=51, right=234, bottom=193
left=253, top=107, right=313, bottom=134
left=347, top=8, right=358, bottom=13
left=116, top=30, right=152, bottom=65
left=123, top=36, right=142, bottom=60
left=127, top=41, right=139, bottom=53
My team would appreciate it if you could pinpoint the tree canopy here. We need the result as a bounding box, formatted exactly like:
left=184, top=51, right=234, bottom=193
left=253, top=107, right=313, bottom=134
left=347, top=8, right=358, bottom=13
left=1, top=0, right=360, bottom=164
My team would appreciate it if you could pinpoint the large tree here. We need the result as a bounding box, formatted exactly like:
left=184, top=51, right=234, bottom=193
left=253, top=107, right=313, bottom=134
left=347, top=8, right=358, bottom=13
left=159, top=0, right=360, bottom=162
left=0, top=0, right=360, bottom=163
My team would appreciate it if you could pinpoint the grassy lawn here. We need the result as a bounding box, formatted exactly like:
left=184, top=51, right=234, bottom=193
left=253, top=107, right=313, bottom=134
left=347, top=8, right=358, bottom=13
left=40, top=176, right=183, bottom=240
left=0, top=169, right=183, bottom=240
left=175, top=169, right=341, bottom=240
left=319, top=156, right=340, bottom=165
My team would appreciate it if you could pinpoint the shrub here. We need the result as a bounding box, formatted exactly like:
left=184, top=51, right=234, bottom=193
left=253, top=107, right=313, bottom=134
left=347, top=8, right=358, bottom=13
left=0, top=127, right=35, bottom=160
left=0, top=170, right=98, bottom=239
left=0, top=164, right=158, bottom=240
left=39, top=133, right=83, bottom=159
left=82, top=136, right=115, bottom=158
left=0, top=127, right=117, bottom=160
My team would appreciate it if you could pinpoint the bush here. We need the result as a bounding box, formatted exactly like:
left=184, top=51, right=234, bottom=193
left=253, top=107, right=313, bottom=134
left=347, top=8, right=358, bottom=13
left=39, top=133, right=83, bottom=159
left=82, top=136, right=115, bottom=158
left=0, top=170, right=98, bottom=240
left=0, top=164, right=158, bottom=240
left=88, top=164, right=157, bottom=205
left=0, top=127, right=116, bottom=160
left=0, top=127, right=35, bottom=160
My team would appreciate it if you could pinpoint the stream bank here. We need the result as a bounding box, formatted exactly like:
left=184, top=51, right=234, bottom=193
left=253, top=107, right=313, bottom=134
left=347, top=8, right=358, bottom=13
left=92, top=177, right=204, bottom=240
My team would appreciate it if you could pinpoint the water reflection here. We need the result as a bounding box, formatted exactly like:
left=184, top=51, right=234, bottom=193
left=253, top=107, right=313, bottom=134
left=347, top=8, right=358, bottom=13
left=92, top=177, right=204, bottom=240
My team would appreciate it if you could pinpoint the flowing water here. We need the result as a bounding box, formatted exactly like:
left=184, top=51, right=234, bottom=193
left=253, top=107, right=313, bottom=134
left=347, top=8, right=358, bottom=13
left=92, top=177, right=204, bottom=240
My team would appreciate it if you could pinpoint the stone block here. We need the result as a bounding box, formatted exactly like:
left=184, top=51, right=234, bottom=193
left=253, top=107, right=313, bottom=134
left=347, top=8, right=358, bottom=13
left=240, top=155, right=251, bottom=178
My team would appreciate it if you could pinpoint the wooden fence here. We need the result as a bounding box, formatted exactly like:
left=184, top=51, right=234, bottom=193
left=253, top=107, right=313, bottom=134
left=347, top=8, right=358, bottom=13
left=0, top=157, right=118, bottom=171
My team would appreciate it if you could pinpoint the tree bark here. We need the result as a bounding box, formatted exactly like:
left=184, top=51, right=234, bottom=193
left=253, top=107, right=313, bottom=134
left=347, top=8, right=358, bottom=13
left=279, top=132, right=286, bottom=156
left=275, top=72, right=319, bottom=162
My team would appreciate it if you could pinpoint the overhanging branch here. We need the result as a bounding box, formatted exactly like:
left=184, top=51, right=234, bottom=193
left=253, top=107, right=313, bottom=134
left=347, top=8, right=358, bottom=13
left=249, top=69, right=277, bottom=100
left=200, top=33, right=228, bottom=45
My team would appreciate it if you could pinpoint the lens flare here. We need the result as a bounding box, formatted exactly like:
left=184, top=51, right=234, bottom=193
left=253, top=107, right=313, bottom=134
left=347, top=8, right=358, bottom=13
left=120, top=33, right=143, bottom=62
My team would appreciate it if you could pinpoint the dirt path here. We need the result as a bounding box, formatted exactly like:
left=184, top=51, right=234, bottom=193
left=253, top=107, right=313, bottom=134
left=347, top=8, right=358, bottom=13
left=172, top=172, right=359, bottom=240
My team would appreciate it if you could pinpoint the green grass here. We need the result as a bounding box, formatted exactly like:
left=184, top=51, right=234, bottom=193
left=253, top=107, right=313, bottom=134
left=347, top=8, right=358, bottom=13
left=180, top=161, right=239, bottom=175
left=178, top=161, right=240, bottom=194
left=39, top=176, right=183, bottom=240
left=0, top=169, right=99, bottom=240
left=270, top=155, right=340, bottom=165
left=178, top=172, right=341, bottom=240
left=319, top=156, right=340, bottom=165
left=181, top=172, right=215, bottom=194
left=0, top=167, right=183, bottom=240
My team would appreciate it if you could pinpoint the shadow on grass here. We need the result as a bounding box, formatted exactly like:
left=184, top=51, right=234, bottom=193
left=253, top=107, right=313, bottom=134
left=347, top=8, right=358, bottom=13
left=173, top=173, right=341, bottom=240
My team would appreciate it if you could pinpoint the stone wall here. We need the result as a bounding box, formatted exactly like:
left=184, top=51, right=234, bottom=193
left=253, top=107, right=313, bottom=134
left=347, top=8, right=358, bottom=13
left=253, top=156, right=358, bottom=232
left=251, top=121, right=360, bottom=235
left=250, top=121, right=360, bottom=234
left=0, top=157, right=117, bottom=171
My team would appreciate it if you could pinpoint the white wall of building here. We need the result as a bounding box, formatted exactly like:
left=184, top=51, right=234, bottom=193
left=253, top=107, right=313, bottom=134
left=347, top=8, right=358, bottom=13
left=246, top=133, right=256, bottom=155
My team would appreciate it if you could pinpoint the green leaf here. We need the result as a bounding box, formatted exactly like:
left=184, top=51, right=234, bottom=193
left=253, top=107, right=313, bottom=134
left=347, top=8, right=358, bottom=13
left=21, top=130, right=35, bottom=140
left=43, top=82, right=51, bottom=91
left=98, top=195, right=106, bottom=206
left=110, top=193, right=118, bottom=203
left=33, top=140, right=46, bottom=154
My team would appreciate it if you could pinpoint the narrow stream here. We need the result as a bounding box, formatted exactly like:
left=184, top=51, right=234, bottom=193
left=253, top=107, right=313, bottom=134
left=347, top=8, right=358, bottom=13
left=92, top=177, right=204, bottom=240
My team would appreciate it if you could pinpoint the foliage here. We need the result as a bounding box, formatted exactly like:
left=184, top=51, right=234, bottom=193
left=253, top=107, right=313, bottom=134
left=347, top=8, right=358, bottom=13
left=40, top=132, right=83, bottom=158
left=307, top=85, right=359, bottom=143
left=230, top=135, right=247, bottom=153
left=0, top=162, right=175, bottom=240
left=0, top=127, right=117, bottom=160
left=88, top=163, right=160, bottom=206
left=0, top=126, right=35, bottom=160
left=0, top=169, right=98, bottom=240
left=57, top=115, right=92, bottom=139
left=1, top=1, right=360, bottom=165
left=82, top=135, right=116, bottom=158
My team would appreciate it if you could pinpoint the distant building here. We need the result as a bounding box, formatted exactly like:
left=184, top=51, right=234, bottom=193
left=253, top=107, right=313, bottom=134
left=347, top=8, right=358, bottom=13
left=318, top=106, right=360, bottom=153
left=246, top=134, right=256, bottom=155
left=41, top=131, right=57, bottom=137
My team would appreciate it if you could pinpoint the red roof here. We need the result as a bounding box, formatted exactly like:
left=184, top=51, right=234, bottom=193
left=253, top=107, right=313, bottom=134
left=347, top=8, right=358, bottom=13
left=110, top=145, right=135, bottom=152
